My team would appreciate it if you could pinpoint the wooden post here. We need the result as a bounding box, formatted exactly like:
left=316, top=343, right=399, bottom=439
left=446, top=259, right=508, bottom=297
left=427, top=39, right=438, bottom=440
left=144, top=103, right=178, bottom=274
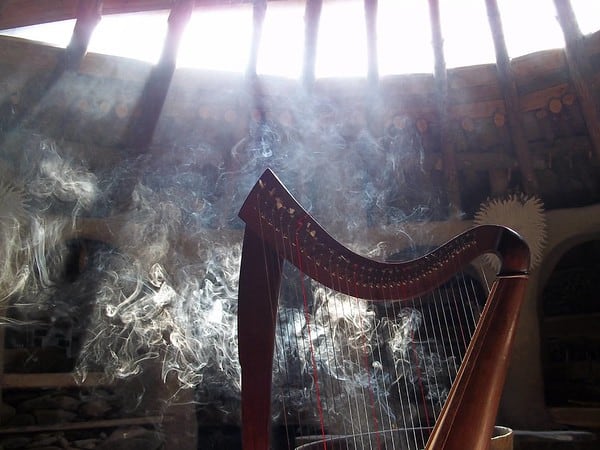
left=121, top=0, right=193, bottom=152
left=0, top=0, right=102, bottom=134
left=246, top=0, right=267, bottom=78
left=245, top=0, right=268, bottom=134
left=0, top=1, right=178, bottom=29
left=364, top=0, right=378, bottom=87
left=428, top=0, right=462, bottom=214
left=303, top=0, right=323, bottom=90
left=485, top=0, right=538, bottom=193
left=489, top=168, right=511, bottom=195
left=363, top=0, right=382, bottom=138
left=553, top=0, right=600, bottom=161
left=64, top=0, right=103, bottom=70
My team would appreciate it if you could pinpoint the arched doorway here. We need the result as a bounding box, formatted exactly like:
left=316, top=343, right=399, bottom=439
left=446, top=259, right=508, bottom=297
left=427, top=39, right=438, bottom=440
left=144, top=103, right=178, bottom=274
left=541, top=239, right=600, bottom=427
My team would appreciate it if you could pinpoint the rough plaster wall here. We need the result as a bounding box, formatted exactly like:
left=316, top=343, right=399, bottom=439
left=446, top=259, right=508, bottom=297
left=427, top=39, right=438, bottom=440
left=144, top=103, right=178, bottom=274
left=499, top=203, right=600, bottom=428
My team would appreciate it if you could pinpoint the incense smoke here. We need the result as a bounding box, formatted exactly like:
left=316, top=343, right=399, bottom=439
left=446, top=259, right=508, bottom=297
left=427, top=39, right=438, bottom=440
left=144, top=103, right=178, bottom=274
left=1, top=90, right=454, bottom=427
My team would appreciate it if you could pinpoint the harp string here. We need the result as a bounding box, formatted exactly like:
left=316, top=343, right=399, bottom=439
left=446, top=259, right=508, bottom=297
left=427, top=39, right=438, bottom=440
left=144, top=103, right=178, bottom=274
left=295, top=218, right=328, bottom=446
left=257, top=195, right=294, bottom=450
left=433, top=279, right=454, bottom=407
left=278, top=212, right=342, bottom=446
left=367, top=278, right=397, bottom=450
left=388, top=247, right=480, bottom=449
left=423, top=296, right=445, bottom=416
left=384, top=267, right=403, bottom=449
left=351, top=268, right=381, bottom=450
left=388, top=295, right=420, bottom=448
left=266, top=213, right=483, bottom=450
left=324, top=286, right=350, bottom=437
left=391, top=281, right=427, bottom=447
left=413, top=293, right=435, bottom=443
left=460, top=283, right=474, bottom=347
left=439, top=253, right=473, bottom=415
left=280, top=214, right=307, bottom=445
left=276, top=246, right=296, bottom=446
left=286, top=215, right=383, bottom=448
left=336, top=260, right=370, bottom=448
left=460, top=268, right=480, bottom=339
left=317, top=244, right=359, bottom=443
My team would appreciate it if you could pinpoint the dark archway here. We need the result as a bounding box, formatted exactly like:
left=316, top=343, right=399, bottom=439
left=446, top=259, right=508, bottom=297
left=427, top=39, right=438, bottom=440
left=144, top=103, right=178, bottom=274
left=540, top=239, right=600, bottom=421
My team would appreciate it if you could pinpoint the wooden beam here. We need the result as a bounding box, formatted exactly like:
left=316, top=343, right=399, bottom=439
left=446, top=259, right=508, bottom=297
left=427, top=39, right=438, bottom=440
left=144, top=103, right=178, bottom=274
left=246, top=0, right=267, bottom=78
left=64, top=0, right=103, bottom=70
left=553, top=0, right=600, bottom=161
left=363, top=0, right=380, bottom=132
left=0, top=1, right=287, bottom=30
left=364, top=0, right=378, bottom=87
left=0, top=0, right=78, bottom=30
left=485, top=0, right=538, bottom=193
left=428, top=0, right=462, bottom=214
left=245, top=0, right=267, bottom=129
left=121, top=0, right=193, bottom=152
left=302, top=0, right=323, bottom=89
left=0, top=1, right=101, bottom=135
left=454, top=151, right=518, bottom=171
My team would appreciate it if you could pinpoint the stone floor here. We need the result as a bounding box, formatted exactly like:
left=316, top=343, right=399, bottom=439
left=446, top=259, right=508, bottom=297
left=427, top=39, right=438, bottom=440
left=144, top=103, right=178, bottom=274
left=513, top=430, right=599, bottom=450
left=192, top=427, right=600, bottom=450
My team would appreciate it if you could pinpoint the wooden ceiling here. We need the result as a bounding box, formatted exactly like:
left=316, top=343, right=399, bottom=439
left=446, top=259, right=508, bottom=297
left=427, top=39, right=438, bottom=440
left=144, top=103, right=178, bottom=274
left=1, top=0, right=599, bottom=210
left=0, top=0, right=270, bottom=30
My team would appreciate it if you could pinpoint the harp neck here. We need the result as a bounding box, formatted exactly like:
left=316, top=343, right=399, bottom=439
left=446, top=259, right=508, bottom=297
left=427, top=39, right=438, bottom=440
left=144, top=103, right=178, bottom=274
left=239, top=168, right=529, bottom=296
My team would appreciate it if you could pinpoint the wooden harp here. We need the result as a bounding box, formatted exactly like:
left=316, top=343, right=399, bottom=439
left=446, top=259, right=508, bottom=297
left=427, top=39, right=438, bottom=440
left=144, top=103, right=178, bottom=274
left=237, top=169, right=529, bottom=450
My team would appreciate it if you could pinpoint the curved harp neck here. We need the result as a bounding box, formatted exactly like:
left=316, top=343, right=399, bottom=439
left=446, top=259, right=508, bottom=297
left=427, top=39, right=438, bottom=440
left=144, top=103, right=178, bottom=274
left=239, top=168, right=529, bottom=297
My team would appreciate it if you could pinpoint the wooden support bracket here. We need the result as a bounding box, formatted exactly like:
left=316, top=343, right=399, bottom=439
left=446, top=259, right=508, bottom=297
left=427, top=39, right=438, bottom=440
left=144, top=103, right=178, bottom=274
left=303, top=0, right=323, bottom=90
left=428, top=0, right=462, bottom=214
left=246, top=0, right=267, bottom=78
left=64, top=0, right=103, bottom=71
left=485, top=0, right=538, bottom=193
left=364, top=0, right=379, bottom=87
left=121, top=0, right=193, bottom=152
left=553, top=0, right=600, bottom=161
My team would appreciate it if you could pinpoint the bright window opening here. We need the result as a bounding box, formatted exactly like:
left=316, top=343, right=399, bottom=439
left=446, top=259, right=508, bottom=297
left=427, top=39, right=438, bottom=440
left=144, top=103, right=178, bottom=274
left=440, top=0, right=496, bottom=68
left=0, top=0, right=599, bottom=78
left=178, top=6, right=253, bottom=72
left=571, top=0, right=600, bottom=35
left=1, top=19, right=75, bottom=48
left=378, top=0, right=433, bottom=75
left=257, top=2, right=305, bottom=78
left=90, top=11, right=169, bottom=64
left=497, top=0, right=565, bottom=58
left=316, top=0, right=368, bottom=78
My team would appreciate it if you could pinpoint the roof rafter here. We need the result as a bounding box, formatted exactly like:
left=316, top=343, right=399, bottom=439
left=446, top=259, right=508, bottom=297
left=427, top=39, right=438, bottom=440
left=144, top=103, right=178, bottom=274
left=0, top=0, right=284, bottom=30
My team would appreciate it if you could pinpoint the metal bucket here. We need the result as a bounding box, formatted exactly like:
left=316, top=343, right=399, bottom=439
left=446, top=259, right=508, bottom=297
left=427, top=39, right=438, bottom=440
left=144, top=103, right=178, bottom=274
left=491, top=426, right=513, bottom=450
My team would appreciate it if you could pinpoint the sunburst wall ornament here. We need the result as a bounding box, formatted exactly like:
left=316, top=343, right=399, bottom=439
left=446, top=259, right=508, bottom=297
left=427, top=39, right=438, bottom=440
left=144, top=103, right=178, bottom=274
left=474, top=194, right=547, bottom=271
